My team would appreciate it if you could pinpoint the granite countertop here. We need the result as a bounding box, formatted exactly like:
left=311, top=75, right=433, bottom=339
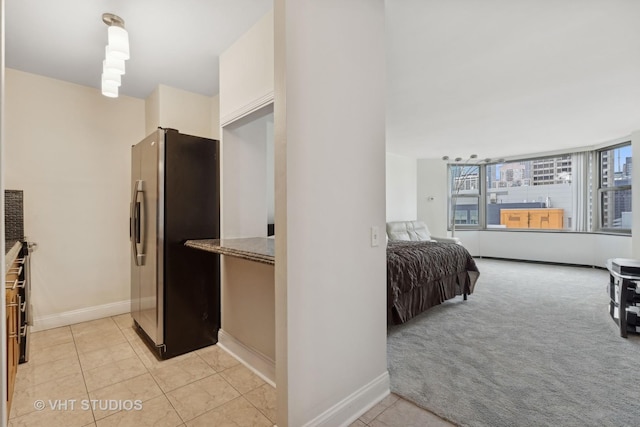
left=185, top=237, right=275, bottom=265
left=5, top=241, right=22, bottom=271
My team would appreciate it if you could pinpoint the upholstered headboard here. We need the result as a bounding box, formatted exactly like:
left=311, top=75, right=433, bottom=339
left=386, top=221, right=432, bottom=241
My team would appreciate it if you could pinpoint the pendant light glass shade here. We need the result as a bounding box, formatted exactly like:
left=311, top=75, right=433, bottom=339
left=107, top=25, right=130, bottom=60
left=101, top=79, right=119, bottom=98
left=103, top=51, right=125, bottom=74
left=102, top=70, right=121, bottom=86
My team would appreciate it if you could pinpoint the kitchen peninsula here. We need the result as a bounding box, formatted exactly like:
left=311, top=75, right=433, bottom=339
left=185, top=237, right=274, bottom=265
left=186, top=237, right=276, bottom=384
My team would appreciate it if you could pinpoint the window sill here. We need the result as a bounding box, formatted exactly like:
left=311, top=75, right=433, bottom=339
left=451, top=228, right=631, bottom=236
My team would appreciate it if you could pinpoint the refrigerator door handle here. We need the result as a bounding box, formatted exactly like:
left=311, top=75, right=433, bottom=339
left=134, top=180, right=146, bottom=265
left=130, top=181, right=139, bottom=265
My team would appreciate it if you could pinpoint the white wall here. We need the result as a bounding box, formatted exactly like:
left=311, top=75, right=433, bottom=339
left=594, top=233, right=632, bottom=265
left=385, top=153, right=416, bottom=222
left=458, top=230, right=630, bottom=267
left=219, top=9, right=274, bottom=126
left=221, top=105, right=273, bottom=239
left=4, top=69, right=146, bottom=328
left=266, top=118, right=274, bottom=224
left=275, top=1, right=388, bottom=426
left=632, top=130, right=640, bottom=259
left=417, top=158, right=448, bottom=237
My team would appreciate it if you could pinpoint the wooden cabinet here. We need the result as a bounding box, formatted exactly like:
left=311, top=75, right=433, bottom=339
left=5, top=258, right=21, bottom=419
left=500, top=208, right=564, bottom=229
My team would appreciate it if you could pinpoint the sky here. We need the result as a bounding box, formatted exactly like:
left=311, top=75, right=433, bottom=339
left=613, top=145, right=632, bottom=173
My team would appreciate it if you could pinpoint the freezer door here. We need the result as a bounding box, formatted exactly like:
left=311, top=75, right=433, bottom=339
left=130, top=130, right=164, bottom=346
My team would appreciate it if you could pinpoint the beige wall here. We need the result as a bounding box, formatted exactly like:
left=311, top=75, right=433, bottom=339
left=4, top=74, right=219, bottom=331
left=219, top=10, right=274, bottom=126
left=217, top=7, right=275, bottom=383
left=145, top=84, right=217, bottom=139
left=221, top=257, right=274, bottom=360
left=144, top=86, right=160, bottom=136
left=4, top=69, right=146, bottom=328
left=218, top=105, right=275, bottom=382
left=211, top=94, right=220, bottom=140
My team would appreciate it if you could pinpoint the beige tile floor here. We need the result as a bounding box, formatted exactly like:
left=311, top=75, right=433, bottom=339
left=9, top=314, right=454, bottom=427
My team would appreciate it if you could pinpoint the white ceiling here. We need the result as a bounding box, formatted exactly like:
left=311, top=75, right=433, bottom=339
left=386, top=0, right=640, bottom=159
left=5, top=1, right=640, bottom=160
left=5, top=0, right=272, bottom=98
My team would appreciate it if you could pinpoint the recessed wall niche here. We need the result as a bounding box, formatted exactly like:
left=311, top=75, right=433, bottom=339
left=221, top=102, right=274, bottom=239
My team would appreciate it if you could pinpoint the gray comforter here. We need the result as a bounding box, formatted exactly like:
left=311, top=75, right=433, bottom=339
left=387, top=240, right=479, bottom=324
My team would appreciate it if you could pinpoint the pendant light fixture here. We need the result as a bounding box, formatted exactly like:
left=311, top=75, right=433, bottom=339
left=103, top=48, right=125, bottom=75
left=101, top=80, right=119, bottom=98
left=101, top=13, right=130, bottom=98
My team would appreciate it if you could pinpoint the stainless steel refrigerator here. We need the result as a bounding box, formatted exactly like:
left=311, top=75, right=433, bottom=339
left=130, top=128, right=220, bottom=360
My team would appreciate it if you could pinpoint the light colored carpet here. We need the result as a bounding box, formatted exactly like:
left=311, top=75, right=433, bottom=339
left=387, top=258, right=640, bottom=427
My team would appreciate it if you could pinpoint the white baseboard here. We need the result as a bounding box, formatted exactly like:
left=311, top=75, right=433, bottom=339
left=303, top=371, right=390, bottom=427
left=217, top=329, right=276, bottom=387
left=32, top=300, right=131, bottom=332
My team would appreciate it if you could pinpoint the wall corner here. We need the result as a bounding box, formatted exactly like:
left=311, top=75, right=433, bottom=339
left=631, top=130, right=640, bottom=259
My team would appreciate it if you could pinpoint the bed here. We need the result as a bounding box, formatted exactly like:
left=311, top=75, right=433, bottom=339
left=386, top=221, right=480, bottom=324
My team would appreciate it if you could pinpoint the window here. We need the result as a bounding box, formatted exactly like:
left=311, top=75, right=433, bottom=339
left=598, top=144, right=632, bottom=231
left=448, top=165, right=480, bottom=228
left=485, top=155, right=574, bottom=230
left=446, top=143, right=631, bottom=233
